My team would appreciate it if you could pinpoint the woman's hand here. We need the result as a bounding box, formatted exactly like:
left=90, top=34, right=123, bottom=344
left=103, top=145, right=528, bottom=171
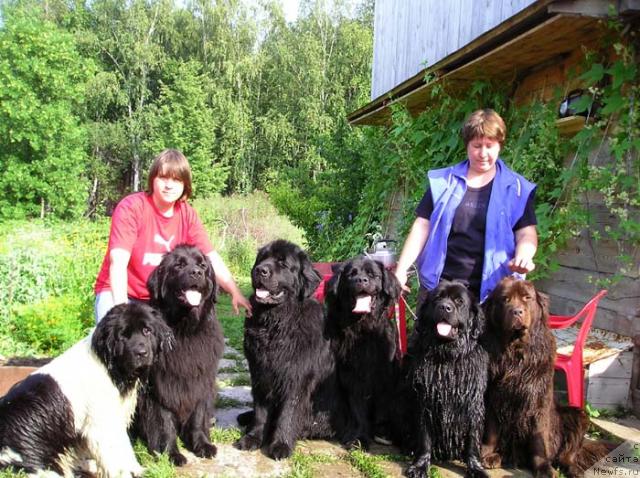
left=508, top=256, right=535, bottom=274
left=394, top=269, right=411, bottom=293
left=232, top=292, right=252, bottom=317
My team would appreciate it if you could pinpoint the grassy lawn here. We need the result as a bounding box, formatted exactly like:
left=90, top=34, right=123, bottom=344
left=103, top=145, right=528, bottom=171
left=216, top=276, right=252, bottom=352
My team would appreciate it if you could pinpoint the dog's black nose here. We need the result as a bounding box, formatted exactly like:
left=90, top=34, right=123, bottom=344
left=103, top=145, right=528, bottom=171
left=354, top=275, right=369, bottom=285
left=512, top=307, right=524, bottom=318
left=133, top=344, right=149, bottom=358
left=190, top=267, right=204, bottom=278
left=438, top=302, right=453, bottom=313
left=256, top=265, right=270, bottom=277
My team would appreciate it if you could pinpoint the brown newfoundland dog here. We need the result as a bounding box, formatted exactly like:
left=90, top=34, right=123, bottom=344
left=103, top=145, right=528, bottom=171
left=132, top=245, right=224, bottom=466
left=325, top=256, right=402, bottom=449
left=482, top=277, right=606, bottom=477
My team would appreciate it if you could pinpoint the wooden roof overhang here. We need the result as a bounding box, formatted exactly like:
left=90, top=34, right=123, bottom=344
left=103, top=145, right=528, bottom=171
left=347, top=1, right=632, bottom=126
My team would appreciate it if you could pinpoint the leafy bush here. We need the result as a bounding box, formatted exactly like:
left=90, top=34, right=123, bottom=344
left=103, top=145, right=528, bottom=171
left=10, top=294, right=94, bottom=355
left=0, top=220, right=107, bottom=356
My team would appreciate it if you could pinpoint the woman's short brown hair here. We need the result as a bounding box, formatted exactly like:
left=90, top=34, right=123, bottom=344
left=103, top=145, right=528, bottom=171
left=146, top=149, right=193, bottom=201
left=461, top=109, right=506, bottom=146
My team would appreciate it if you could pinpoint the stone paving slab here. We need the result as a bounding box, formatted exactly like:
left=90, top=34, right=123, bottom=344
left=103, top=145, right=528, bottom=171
left=178, top=444, right=290, bottom=477
left=215, top=406, right=251, bottom=429
left=591, top=416, right=640, bottom=443
left=218, top=384, right=252, bottom=404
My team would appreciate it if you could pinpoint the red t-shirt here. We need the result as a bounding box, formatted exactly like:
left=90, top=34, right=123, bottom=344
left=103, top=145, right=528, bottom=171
left=94, top=192, right=214, bottom=300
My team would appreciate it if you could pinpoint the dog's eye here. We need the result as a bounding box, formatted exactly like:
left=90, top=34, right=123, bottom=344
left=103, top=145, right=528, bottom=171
left=142, top=327, right=151, bottom=336
left=523, top=295, right=533, bottom=301
left=278, top=259, right=288, bottom=269
left=454, top=297, right=464, bottom=305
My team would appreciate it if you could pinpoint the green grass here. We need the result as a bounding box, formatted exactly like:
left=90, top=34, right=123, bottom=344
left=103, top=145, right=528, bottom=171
left=282, top=450, right=337, bottom=478
left=216, top=277, right=251, bottom=352
left=345, top=449, right=389, bottom=478
left=210, top=426, right=243, bottom=444
left=215, top=395, right=248, bottom=408
left=133, top=440, right=177, bottom=478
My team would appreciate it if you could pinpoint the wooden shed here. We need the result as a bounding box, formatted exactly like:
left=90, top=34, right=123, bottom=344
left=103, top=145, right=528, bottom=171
left=348, top=0, right=640, bottom=409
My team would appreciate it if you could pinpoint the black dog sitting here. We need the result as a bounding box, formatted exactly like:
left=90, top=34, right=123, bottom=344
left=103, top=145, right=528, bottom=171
left=403, top=280, right=488, bottom=478
left=325, top=256, right=401, bottom=449
left=132, top=245, right=224, bottom=465
left=234, top=239, right=345, bottom=460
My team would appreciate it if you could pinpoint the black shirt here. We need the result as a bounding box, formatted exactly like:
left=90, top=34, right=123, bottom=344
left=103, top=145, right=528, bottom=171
left=415, top=180, right=537, bottom=294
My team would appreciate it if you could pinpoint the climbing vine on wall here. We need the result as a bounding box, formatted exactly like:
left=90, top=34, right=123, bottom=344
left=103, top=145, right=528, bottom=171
left=324, top=16, right=638, bottom=286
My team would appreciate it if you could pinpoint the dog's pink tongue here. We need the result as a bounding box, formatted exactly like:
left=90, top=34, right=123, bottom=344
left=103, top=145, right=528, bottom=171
left=353, top=295, right=372, bottom=313
left=255, top=289, right=270, bottom=299
left=185, top=290, right=202, bottom=306
left=437, top=322, right=452, bottom=337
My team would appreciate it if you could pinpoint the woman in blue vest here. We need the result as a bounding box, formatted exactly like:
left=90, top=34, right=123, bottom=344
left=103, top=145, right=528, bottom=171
left=394, top=108, right=538, bottom=307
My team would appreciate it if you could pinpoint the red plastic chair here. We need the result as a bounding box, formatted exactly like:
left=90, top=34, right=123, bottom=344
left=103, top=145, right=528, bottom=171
left=548, top=290, right=608, bottom=408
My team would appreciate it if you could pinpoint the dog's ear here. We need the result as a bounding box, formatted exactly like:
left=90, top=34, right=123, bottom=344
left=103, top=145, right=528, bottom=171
left=151, top=309, right=175, bottom=353
left=147, top=263, right=167, bottom=302
left=469, top=296, right=485, bottom=340
left=325, top=264, right=344, bottom=304
left=92, top=306, right=125, bottom=370
left=380, top=264, right=402, bottom=305
left=536, top=289, right=550, bottom=324
left=298, top=250, right=322, bottom=299
left=205, top=254, right=218, bottom=304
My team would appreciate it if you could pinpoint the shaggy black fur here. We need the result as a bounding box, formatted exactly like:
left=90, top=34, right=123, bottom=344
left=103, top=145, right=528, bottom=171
left=234, top=239, right=344, bottom=460
left=0, top=302, right=170, bottom=476
left=402, top=280, right=488, bottom=478
left=325, top=255, right=401, bottom=449
left=482, top=277, right=607, bottom=477
left=132, top=244, right=225, bottom=466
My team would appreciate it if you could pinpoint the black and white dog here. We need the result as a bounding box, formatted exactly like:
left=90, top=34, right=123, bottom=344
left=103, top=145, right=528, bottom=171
left=0, top=302, right=173, bottom=477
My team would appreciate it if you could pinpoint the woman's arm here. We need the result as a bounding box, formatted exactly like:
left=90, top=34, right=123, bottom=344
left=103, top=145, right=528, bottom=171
left=109, top=248, right=131, bottom=305
left=509, top=225, right=538, bottom=274
left=207, top=251, right=252, bottom=316
left=394, top=217, right=431, bottom=291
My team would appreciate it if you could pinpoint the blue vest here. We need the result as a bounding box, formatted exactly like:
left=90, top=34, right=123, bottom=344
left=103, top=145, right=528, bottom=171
left=417, top=159, right=536, bottom=302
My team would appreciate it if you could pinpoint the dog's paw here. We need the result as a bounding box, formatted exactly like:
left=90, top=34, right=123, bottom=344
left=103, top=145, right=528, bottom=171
left=405, top=464, right=428, bottom=478
left=481, top=452, right=502, bottom=469
left=193, top=442, right=217, bottom=458
left=266, top=441, right=293, bottom=460
left=234, top=434, right=262, bottom=451
left=168, top=451, right=188, bottom=466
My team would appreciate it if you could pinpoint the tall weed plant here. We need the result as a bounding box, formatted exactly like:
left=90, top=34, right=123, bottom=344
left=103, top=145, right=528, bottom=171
left=193, top=191, right=306, bottom=277
left=0, top=220, right=108, bottom=356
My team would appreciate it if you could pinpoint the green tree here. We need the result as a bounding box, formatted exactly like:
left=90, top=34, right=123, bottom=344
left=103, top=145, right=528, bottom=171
left=0, top=12, right=93, bottom=219
left=144, top=60, right=228, bottom=196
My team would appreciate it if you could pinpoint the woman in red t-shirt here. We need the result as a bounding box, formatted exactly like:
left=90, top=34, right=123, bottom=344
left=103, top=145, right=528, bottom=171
left=94, top=149, right=251, bottom=321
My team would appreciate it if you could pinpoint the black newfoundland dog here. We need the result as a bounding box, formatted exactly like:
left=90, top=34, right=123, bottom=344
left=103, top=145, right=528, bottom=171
left=482, top=277, right=606, bottom=477
left=402, top=280, right=488, bottom=478
left=234, top=239, right=344, bottom=460
left=132, top=244, right=225, bottom=466
left=325, top=255, right=402, bottom=449
left=0, top=302, right=173, bottom=477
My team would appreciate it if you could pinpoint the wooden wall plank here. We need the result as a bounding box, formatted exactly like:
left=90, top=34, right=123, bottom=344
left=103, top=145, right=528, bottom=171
left=370, top=0, right=538, bottom=99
